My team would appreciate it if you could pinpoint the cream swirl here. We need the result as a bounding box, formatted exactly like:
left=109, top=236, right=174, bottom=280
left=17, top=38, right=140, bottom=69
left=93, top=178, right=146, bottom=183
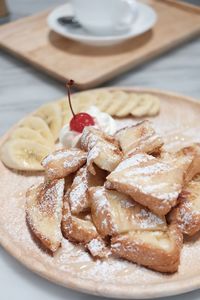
left=59, top=106, right=116, bottom=148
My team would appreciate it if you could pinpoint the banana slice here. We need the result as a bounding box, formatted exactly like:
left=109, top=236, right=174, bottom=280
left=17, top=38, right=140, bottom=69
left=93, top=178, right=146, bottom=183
left=58, top=92, right=98, bottom=125
left=115, top=93, right=140, bottom=117
left=10, top=127, right=48, bottom=146
left=131, top=94, right=154, bottom=117
left=94, top=91, right=113, bottom=112
left=148, top=97, right=160, bottom=116
left=0, top=138, right=51, bottom=171
left=105, top=91, right=129, bottom=116
left=57, top=98, right=72, bottom=125
left=58, top=98, right=67, bottom=114
left=34, top=103, right=62, bottom=141
left=72, top=92, right=96, bottom=113
left=19, top=116, right=54, bottom=146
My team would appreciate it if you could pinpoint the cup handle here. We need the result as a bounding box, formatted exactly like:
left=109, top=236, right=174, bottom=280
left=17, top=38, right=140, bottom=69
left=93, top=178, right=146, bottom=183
left=115, top=0, right=138, bottom=31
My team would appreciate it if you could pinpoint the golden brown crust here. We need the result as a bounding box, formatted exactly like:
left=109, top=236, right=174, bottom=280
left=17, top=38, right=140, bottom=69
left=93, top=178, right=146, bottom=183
left=106, top=153, right=192, bottom=216
left=87, top=141, right=122, bottom=175
left=80, top=127, right=122, bottom=175
left=26, top=179, right=65, bottom=253
left=87, top=237, right=111, bottom=259
left=115, top=120, right=163, bottom=157
left=90, top=187, right=116, bottom=237
left=64, top=174, right=75, bottom=194
left=80, top=126, right=119, bottom=151
left=169, top=177, right=200, bottom=236
left=41, top=148, right=87, bottom=180
left=24, top=124, right=197, bottom=273
left=69, top=166, right=90, bottom=215
left=62, top=194, right=98, bottom=244
left=106, top=182, right=174, bottom=216
left=111, top=225, right=183, bottom=273
left=89, top=187, right=167, bottom=237
left=178, top=144, right=200, bottom=183
left=69, top=166, right=106, bottom=215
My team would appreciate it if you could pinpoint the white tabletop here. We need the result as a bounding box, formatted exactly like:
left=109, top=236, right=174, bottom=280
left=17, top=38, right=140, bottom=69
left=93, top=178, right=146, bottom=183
left=0, top=0, right=200, bottom=299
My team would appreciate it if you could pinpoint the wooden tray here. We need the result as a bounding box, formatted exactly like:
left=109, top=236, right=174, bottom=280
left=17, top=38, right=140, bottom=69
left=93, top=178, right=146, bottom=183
left=1, top=87, right=200, bottom=298
left=0, top=0, right=200, bottom=89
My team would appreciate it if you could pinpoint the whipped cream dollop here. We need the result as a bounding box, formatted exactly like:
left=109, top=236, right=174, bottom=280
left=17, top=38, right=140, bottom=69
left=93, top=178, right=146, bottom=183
left=88, top=106, right=116, bottom=135
left=59, top=106, right=117, bottom=148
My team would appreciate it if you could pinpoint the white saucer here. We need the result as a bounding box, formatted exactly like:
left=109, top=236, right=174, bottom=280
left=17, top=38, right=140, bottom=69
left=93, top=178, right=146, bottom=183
left=47, top=3, right=157, bottom=46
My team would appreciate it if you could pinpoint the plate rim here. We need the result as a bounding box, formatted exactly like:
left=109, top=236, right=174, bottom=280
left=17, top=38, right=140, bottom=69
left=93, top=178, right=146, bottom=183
left=1, top=87, right=200, bottom=299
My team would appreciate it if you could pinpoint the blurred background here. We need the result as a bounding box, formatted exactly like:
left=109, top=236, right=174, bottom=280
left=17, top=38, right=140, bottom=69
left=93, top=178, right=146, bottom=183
left=0, top=0, right=200, bottom=136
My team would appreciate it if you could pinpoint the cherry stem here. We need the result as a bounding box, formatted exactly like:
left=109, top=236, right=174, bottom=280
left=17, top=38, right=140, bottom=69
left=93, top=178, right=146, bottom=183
left=66, top=79, right=75, bottom=117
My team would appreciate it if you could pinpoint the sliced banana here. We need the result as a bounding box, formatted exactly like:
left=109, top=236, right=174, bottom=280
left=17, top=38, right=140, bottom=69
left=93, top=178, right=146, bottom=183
left=72, top=92, right=96, bottom=113
left=115, top=93, right=139, bottom=117
left=19, top=116, right=54, bottom=146
left=58, top=97, right=68, bottom=114
left=57, top=98, right=72, bottom=125
left=58, top=90, right=160, bottom=123
left=94, top=91, right=113, bottom=112
left=131, top=94, right=154, bottom=117
left=105, top=91, right=129, bottom=116
left=148, top=97, right=160, bottom=116
left=10, top=127, right=48, bottom=146
left=34, top=103, right=62, bottom=141
left=0, top=138, right=51, bottom=171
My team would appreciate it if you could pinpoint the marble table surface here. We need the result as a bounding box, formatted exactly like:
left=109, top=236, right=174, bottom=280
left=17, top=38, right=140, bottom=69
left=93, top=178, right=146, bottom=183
left=0, top=0, right=200, bottom=299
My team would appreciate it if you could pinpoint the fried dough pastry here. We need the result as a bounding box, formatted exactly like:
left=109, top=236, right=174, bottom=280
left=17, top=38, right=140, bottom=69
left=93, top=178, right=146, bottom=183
left=106, top=153, right=192, bottom=216
left=62, top=194, right=98, bottom=243
left=87, top=237, right=111, bottom=259
left=169, top=175, right=200, bottom=236
left=115, top=120, right=163, bottom=157
left=111, top=225, right=183, bottom=273
left=64, top=173, right=75, bottom=193
left=80, top=126, right=118, bottom=151
left=41, top=148, right=87, bottom=180
left=89, top=187, right=167, bottom=237
left=177, top=143, right=200, bottom=183
left=80, top=127, right=122, bottom=175
left=69, top=166, right=107, bottom=215
left=26, top=179, right=65, bottom=253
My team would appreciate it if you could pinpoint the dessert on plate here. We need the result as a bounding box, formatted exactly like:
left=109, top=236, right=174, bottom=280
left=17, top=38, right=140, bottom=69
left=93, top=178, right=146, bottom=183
left=1, top=81, right=200, bottom=274
left=0, top=85, right=160, bottom=171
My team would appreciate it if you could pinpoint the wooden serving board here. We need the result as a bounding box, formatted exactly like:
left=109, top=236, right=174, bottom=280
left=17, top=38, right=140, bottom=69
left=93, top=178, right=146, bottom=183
left=1, top=88, right=200, bottom=298
left=0, top=0, right=200, bottom=89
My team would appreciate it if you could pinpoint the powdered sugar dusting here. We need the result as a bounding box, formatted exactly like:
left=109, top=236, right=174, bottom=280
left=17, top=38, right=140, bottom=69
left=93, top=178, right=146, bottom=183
left=38, top=179, right=64, bottom=215
left=107, top=153, right=188, bottom=206
left=87, top=145, right=100, bottom=172
left=42, top=148, right=87, bottom=170
left=88, top=239, right=104, bottom=252
left=26, top=178, right=65, bottom=249
left=137, top=208, right=165, bottom=229
left=179, top=205, right=195, bottom=231
left=87, top=238, right=110, bottom=258
left=90, top=187, right=117, bottom=235
left=113, top=154, right=154, bottom=173
left=69, top=167, right=89, bottom=213
left=92, top=188, right=109, bottom=212
left=116, top=120, right=163, bottom=156
left=80, top=127, right=102, bottom=151
left=42, top=150, right=76, bottom=166
left=2, top=94, right=200, bottom=295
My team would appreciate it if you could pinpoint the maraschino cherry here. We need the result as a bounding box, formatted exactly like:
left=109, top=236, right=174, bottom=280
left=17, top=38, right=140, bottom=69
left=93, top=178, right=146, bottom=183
left=66, top=80, right=95, bottom=133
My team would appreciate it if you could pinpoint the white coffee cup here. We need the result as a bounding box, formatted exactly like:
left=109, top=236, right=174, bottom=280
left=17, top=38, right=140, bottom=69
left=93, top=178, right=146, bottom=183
left=72, top=0, right=138, bottom=35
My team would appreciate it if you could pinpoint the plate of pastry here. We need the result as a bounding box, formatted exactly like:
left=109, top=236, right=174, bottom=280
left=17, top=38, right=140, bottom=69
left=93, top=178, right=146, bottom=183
left=1, top=83, right=200, bottom=299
